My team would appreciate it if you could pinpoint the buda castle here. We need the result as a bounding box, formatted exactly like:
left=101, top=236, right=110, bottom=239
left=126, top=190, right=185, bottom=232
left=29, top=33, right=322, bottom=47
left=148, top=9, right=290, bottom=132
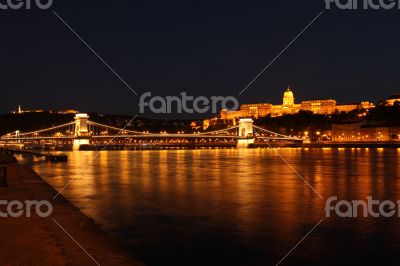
left=220, top=87, right=374, bottom=120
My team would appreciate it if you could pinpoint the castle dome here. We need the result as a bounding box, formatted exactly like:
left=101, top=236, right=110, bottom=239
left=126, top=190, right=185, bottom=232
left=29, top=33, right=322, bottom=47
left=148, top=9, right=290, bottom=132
left=283, top=87, right=294, bottom=99
left=282, top=86, right=295, bottom=107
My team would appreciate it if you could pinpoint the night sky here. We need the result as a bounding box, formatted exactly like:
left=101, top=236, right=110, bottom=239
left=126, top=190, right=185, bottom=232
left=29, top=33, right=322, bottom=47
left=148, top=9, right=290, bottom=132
left=1, top=0, right=399, bottom=117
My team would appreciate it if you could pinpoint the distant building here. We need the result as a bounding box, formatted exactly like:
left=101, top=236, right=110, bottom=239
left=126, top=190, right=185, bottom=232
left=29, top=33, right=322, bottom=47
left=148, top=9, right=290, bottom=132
left=386, top=95, right=400, bottom=106
left=11, top=105, right=44, bottom=114
left=10, top=105, right=23, bottom=114
left=300, top=99, right=337, bottom=115
left=57, top=110, right=79, bottom=114
left=190, top=121, right=202, bottom=130
left=11, top=105, right=79, bottom=115
left=332, top=122, right=400, bottom=142
left=203, top=119, right=210, bottom=130
left=202, top=117, right=230, bottom=130
left=360, top=101, right=375, bottom=110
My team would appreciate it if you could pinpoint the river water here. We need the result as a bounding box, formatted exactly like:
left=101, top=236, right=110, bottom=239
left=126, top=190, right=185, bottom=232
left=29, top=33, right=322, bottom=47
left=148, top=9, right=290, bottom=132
left=25, top=148, right=400, bottom=265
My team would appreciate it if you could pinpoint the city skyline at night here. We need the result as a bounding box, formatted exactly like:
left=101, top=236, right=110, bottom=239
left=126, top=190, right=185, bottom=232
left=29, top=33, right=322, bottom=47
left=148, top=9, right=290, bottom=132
left=2, top=1, right=400, bottom=266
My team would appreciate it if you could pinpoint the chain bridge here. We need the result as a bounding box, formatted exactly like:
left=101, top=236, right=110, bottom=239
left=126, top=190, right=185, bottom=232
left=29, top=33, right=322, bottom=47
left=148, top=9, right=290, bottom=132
left=0, top=114, right=302, bottom=149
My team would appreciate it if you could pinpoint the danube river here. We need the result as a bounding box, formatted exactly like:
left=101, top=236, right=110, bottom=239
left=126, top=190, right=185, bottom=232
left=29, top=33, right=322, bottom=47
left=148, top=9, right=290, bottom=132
left=25, top=148, right=400, bottom=265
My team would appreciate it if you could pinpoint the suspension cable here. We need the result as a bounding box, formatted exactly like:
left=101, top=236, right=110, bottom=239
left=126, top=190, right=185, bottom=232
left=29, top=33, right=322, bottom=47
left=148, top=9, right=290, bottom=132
left=2, top=121, right=76, bottom=138
left=87, top=121, right=144, bottom=134
left=198, top=125, right=240, bottom=135
left=253, top=125, right=301, bottom=140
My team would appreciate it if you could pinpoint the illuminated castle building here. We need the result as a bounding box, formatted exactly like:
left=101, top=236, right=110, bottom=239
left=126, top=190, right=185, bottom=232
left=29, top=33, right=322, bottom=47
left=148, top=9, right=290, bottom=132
left=219, top=87, right=374, bottom=121
left=386, top=95, right=400, bottom=106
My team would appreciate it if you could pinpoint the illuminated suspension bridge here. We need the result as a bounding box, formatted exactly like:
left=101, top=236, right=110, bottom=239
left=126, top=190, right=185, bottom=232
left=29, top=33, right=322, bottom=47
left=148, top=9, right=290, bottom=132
left=0, top=114, right=302, bottom=149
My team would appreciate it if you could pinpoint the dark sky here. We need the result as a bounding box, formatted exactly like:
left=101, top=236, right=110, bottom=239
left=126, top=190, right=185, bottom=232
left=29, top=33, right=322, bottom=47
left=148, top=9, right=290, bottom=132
left=1, top=0, right=399, bottom=118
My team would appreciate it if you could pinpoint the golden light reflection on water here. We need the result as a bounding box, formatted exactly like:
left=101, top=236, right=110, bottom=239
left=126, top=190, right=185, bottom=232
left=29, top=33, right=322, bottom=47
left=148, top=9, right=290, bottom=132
left=27, top=148, right=400, bottom=264
left=31, top=149, right=400, bottom=212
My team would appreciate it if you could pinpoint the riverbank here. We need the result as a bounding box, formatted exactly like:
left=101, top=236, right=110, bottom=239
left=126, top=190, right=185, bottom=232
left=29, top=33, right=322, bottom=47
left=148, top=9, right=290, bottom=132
left=0, top=152, right=142, bottom=265
left=303, top=142, right=400, bottom=148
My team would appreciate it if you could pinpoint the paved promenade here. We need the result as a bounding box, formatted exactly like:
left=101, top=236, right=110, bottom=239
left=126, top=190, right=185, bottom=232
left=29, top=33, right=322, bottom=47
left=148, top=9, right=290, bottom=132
left=0, top=150, right=142, bottom=266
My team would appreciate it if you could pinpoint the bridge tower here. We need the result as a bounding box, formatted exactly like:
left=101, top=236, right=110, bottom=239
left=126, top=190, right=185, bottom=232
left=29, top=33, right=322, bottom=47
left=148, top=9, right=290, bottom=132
left=237, top=118, right=255, bottom=148
left=15, top=130, right=20, bottom=143
left=73, top=113, right=90, bottom=150
left=74, top=113, right=89, bottom=136
left=238, top=118, right=254, bottom=138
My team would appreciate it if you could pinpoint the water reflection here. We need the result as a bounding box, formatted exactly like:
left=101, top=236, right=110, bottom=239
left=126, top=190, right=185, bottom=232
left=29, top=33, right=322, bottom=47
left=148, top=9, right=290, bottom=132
left=26, top=148, right=400, bottom=265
